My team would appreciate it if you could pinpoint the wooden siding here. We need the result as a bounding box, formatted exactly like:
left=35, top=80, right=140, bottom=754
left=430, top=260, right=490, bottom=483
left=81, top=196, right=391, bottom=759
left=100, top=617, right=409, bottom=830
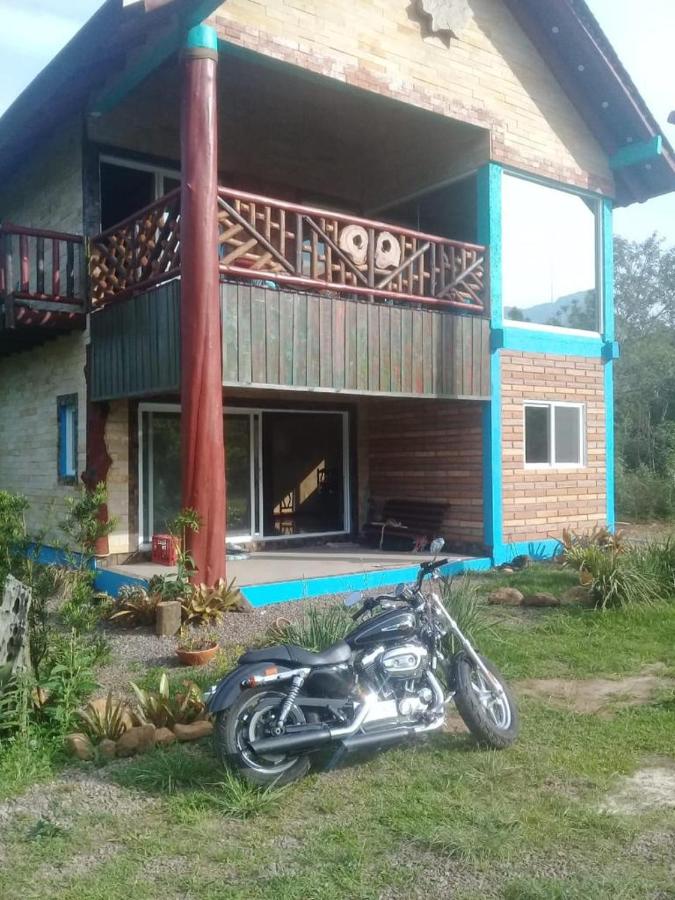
left=90, top=279, right=489, bottom=401
left=221, top=283, right=489, bottom=399
left=90, top=280, right=180, bottom=401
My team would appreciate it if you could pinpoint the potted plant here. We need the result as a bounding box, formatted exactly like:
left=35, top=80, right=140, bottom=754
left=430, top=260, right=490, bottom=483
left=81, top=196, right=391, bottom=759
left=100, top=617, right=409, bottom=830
left=176, top=629, right=220, bottom=667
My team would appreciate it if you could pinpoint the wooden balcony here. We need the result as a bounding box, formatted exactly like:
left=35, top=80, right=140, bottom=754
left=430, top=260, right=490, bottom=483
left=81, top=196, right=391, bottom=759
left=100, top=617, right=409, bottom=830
left=88, top=186, right=488, bottom=314
left=0, top=224, right=86, bottom=347
left=88, top=187, right=490, bottom=402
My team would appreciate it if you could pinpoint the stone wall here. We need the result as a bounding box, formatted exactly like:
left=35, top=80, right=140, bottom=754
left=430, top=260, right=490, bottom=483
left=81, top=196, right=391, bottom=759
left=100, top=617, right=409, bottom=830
left=105, top=400, right=132, bottom=555
left=0, top=334, right=87, bottom=541
left=500, top=351, right=606, bottom=544
left=0, top=117, right=83, bottom=233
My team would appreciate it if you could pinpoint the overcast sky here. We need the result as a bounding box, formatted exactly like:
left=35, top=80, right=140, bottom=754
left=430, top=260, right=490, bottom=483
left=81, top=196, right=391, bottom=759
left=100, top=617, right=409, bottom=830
left=0, top=0, right=673, bottom=244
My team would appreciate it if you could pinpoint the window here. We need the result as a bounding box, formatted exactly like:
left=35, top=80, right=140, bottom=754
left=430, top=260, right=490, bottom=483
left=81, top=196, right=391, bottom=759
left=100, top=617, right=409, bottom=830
left=502, top=174, right=601, bottom=332
left=524, top=402, right=583, bottom=467
left=99, top=157, right=180, bottom=231
left=57, top=394, right=78, bottom=483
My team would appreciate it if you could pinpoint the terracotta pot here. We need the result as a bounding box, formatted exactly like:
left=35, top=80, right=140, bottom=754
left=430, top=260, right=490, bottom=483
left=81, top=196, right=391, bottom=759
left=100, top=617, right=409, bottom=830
left=176, top=643, right=219, bottom=667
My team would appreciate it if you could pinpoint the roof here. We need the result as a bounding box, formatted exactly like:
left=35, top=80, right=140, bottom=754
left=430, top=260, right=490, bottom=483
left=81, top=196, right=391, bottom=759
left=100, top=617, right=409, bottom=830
left=0, top=0, right=673, bottom=207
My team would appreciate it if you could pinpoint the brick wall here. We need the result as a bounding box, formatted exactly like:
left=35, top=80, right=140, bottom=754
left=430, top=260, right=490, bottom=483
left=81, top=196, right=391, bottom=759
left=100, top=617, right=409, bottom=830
left=210, top=0, right=613, bottom=196
left=0, top=335, right=86, bottom=541
left=501, top=351, right=606, bottom=544
left=365, top=399, right=484, bottom=548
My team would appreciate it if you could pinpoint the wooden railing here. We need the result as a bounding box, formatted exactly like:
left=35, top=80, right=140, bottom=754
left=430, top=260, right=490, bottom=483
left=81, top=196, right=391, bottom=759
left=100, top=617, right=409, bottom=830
left=0, top=224, right=85, bottom=327
left=89, top=189, right=181, bottom=308
left=89, top=186, right=487, bottom=314
left=217, top=187, right=487, bottom=312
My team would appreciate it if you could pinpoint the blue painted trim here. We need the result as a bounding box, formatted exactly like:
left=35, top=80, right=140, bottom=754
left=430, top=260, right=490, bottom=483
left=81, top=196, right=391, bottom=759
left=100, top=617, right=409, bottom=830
left=602, top=341, right=620, bottom=362
left=239, top=557, right=493, bottom=608
left=601, top=198, right=616, bottom=531
left=94, top=568, right=148, bottom=597
left=610, top=135, right=663, bottom=170
left=185, top=24, right=218, bottom=51
left=493, top=326, right=604, bottom=357
left=26, top=543, right=90, bottom=569
left=477, top=163, right=504, bottom=562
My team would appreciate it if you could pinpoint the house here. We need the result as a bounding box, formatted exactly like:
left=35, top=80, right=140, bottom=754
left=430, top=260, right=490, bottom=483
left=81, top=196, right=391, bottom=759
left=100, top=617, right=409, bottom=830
left=0, top=0, right=673, bottom=595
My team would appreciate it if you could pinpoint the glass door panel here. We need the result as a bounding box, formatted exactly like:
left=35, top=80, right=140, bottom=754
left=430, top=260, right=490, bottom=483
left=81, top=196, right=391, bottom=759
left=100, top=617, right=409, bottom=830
left=225, top=415, right=252, bottom=537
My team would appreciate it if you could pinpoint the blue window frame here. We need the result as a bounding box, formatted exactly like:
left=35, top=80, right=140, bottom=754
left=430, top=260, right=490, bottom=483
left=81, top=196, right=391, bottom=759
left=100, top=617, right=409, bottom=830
left=57, top=394, right=78, bottom=484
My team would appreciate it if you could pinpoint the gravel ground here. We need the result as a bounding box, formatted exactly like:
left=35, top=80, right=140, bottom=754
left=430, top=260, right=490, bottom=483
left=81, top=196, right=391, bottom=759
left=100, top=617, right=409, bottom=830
left=95, top=585, right=399, bottom=696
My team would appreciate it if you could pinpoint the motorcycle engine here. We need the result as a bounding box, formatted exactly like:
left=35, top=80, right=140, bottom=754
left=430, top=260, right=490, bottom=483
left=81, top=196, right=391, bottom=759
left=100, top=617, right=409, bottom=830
left=356, top=641, right=433, bottom=720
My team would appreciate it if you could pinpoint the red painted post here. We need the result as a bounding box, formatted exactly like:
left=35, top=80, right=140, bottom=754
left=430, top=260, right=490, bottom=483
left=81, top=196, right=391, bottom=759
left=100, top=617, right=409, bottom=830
left=180, top=25, right=226, bottom=586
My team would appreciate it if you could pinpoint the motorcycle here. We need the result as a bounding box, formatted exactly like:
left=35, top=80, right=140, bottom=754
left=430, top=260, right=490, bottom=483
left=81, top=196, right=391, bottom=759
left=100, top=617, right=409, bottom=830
left=205, top=539, right=519, bottom=786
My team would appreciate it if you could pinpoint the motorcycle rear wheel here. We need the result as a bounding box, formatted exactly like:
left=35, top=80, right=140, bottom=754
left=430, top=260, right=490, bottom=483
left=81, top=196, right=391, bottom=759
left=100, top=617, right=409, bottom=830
left=451, top=652, right=519, bottom=748
left=214, top=687, right=311, bottom=787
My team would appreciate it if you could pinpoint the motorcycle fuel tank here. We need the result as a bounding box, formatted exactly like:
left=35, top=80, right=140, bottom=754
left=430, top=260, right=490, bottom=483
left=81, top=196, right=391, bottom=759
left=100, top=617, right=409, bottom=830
left=347, top=608, right=417, bottom=649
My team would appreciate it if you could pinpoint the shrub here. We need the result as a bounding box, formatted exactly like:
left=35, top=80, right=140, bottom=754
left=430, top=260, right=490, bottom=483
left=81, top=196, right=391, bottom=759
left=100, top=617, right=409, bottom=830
left=616, top=463, right=675, bottom=522
left=130, top=672, right=205, bottom=729
left=77, top=692, right=130, bottom=742
left=109, top=585, right=161, bottom=627
left=0, top=490, right=29, bottom=580
left=181, top=579, right=243, bottom=625
left=61, top=483, right=116, bottom=555
left=569, top=545, right=663, bottom=610
left=438, top=576, right=490, bottom=644
left=559, top=526, right=625, bottom=557
left=270, top=604, right=353, bottom=651
left=59, top=569, right=113, bottom=633
left=33, top=631, right=101, bottom=735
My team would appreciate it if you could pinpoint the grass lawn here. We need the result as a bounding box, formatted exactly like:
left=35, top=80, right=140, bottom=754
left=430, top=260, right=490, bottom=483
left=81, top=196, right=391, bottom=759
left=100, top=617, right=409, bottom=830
left=0, top=567, right=674, bottom=899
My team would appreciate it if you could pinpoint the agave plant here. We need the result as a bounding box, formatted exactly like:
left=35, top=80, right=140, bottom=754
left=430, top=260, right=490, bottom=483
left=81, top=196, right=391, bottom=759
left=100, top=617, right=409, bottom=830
left=181, top=578, right=243, bottom=626
left=130, top=672, right=205, bottom=729
left=109, top=585, right=161, bottom=627
left=77, top=691, right=130, bottom=742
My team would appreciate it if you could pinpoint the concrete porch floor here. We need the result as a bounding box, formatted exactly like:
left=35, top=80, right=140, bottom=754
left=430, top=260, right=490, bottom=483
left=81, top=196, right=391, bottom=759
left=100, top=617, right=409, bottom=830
left=104, top=544, right=490, bottom=607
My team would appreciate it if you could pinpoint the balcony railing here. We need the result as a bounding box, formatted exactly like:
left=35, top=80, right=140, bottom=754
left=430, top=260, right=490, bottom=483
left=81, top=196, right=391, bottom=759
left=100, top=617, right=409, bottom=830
left=89, top=186, right=487, bottom=314
left=89, top=189, right=181, bottom=308
left=217, top=187, right=487, bottom=313
left=0, top=224, right=85, bottom=328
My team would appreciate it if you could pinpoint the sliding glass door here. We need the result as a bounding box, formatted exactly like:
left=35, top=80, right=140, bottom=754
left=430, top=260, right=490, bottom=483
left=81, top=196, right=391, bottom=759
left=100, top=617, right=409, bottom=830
left=139, top=406, right=348, bottom=545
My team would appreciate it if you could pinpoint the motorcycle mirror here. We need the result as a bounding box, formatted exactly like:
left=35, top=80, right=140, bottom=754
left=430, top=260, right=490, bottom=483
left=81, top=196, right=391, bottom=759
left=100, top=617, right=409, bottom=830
left=344, top=591, right=362, bottom=608
left=429, top=537, right=445, bottom=555
left=394, top=582, right=406, bottom=597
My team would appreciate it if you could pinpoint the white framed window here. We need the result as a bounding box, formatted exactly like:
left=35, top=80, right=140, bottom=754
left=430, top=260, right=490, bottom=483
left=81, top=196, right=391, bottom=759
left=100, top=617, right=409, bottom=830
left=523, top=402, right=584, bottom=468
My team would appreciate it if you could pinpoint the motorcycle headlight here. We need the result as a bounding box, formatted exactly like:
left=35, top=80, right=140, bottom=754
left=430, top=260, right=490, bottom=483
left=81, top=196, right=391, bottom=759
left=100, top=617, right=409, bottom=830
left=202, top=685, right=217, bottom=704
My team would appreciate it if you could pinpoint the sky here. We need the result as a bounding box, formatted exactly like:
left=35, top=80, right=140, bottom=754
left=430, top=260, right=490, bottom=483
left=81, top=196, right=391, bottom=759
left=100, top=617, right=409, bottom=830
left=0, top=0, right=673, bottom=245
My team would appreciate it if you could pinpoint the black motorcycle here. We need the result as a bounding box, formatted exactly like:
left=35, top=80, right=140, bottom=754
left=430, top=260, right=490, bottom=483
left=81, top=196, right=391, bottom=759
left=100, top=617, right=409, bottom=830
left=205, top=540, right=519, bottom=786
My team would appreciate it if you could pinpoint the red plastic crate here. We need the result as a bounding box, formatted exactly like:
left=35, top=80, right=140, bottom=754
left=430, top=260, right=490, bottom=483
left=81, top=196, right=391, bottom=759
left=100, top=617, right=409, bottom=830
left=152, top=534, right=179, bottom=566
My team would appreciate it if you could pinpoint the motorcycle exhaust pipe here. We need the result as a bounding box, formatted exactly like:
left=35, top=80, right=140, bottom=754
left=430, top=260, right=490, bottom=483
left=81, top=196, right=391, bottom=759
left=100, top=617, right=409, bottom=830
left=339, top=726, right=416, bottom=752
left=249, top=693, right=377, bottom=756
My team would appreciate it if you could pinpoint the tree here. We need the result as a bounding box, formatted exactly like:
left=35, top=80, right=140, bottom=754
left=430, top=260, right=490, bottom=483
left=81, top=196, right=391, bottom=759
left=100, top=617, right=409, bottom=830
left=614, top=234, right=675, bottom=478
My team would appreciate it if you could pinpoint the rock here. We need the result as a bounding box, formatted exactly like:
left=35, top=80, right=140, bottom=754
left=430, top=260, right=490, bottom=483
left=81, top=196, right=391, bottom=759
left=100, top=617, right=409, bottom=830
left=487, top=587, right=524, bottom=606
left=115, top=724, right=156, bottom=757
left=561, top=585, right=594, bottom=607
left=156, top=601, right=182, bottom=636
left=86, top=696, right=134, bottom=731
left=65, top=733, right=95, bottom=761
left=99, top=739, right=117, bottom=761
left=0, top=575, right=32, bottom=675
left=173, top=720, right=213, bottom=742
left=155, top=727, right=176, bottom=747
left=522, top=592, right=560, bottom=608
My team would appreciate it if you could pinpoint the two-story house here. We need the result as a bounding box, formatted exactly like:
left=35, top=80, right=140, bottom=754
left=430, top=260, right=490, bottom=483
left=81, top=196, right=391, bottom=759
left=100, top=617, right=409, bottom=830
left=0, top=0, right=673, bottom=596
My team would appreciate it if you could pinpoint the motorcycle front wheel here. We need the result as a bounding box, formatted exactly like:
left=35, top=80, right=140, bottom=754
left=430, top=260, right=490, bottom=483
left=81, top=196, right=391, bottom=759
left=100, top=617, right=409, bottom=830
left=213, top=687, right=311, bottom=787
left=451, top=652, right=519, bottom=748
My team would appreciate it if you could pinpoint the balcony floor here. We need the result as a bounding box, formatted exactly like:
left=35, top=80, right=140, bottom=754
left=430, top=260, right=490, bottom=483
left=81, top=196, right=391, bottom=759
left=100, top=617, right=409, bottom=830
left=107, top=545, right=485, bottom=607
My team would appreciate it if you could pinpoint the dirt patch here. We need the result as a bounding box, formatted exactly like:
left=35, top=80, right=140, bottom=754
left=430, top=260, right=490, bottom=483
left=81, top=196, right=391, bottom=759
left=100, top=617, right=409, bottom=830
left=517, top=668, right=675, bottom=715
left=0, top=768, right=156, bottom=832
left=601, top=759, right=675, bottom=815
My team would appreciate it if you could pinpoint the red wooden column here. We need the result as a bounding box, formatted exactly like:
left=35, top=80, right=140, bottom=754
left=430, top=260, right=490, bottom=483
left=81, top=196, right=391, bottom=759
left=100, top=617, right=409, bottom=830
left=180, top=24, right=226, bottom=585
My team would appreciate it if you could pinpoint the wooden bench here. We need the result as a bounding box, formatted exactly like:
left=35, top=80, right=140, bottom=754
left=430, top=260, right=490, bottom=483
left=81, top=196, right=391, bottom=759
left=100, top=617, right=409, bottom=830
left=362, top=499, right=448, bottom=552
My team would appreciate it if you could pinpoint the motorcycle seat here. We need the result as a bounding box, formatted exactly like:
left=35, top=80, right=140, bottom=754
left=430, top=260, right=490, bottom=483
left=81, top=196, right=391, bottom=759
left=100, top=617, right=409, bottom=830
left=240, top=640, right=351, bottom=667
